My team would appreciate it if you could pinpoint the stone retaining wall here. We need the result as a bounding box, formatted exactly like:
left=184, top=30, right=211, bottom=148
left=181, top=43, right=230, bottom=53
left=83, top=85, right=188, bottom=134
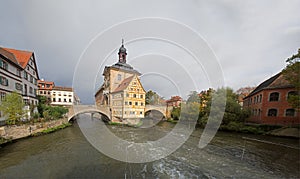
left=0, top=118, right=68, bottom=140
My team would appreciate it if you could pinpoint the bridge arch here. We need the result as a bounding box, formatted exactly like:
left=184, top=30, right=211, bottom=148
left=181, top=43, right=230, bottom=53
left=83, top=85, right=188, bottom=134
left=144, top=105, right=167, bottom=120
left=67, top=105, right=110, bottom=122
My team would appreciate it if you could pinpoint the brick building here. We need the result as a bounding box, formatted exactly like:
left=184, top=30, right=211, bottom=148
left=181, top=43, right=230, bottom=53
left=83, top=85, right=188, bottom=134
left=38, top=79, right=55, bottom=102
left=243, top=72, right=299, bottom=126
left=166, top=96, right=182, bottom=108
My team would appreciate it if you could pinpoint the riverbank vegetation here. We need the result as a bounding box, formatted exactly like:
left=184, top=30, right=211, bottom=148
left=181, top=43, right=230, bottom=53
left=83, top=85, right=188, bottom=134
left=0, top=92, right=27, bottom=125
left=169, top=88, right=283, bottom=135
left=0, top=94, right=69, bottom=126
left=32, top=123, right=72, bottom=136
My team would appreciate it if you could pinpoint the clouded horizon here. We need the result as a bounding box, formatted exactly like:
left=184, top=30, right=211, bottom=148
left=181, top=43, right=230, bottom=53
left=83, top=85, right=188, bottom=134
left=1, top=0, right=299, bottom=104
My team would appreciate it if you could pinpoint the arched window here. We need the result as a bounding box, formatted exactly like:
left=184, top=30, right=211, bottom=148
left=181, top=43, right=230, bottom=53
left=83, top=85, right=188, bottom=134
left=269, top=92, right=279, bottom=101
left=285, top=109, right=295, bottom=117
left=259, top=94, right=262, bottom=102
left=268, top=109, right=277, bottom=116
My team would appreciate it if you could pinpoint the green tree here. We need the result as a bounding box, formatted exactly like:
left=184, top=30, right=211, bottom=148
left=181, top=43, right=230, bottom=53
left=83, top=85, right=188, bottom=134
left=186, top=91, right=200, bottom=103
left=145, top=90, right=164, bottom=105
left=197, top=88, right=250, bottom=127
left=0, top=92, right=26, bottom=125
left=171, top=106, right=181, bottom=120
left=37, top=95, right=47, bottom=117
left=282, top=49, right=300, bottom=110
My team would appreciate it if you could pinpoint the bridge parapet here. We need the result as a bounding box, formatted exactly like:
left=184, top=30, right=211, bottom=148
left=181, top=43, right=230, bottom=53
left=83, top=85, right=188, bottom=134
left=145, top=105, right=167, bottom=117
left=67, top=105, right=110, bottom=121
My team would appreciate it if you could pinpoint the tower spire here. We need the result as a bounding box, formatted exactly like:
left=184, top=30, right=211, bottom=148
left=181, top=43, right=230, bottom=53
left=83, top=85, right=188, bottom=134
left=118, top=39, right=127, bottom=63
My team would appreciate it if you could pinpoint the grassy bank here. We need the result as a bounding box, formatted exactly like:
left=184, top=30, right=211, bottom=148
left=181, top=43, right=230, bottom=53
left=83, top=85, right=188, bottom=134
left=32, top=123, right=72, bottom=137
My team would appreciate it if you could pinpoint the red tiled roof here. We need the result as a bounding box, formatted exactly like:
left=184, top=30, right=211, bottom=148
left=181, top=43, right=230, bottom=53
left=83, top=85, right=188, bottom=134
left=3, top=47, right=33, bottom=69
left=246, top=72, right=293, bottom=98
left=38, top=80, right=55, bottom=85
left=166, top=96, right=182, bottom=103
left=113, top=75, right=134, bottom=93
left=0, top=47, right=21, bottom=67
left=53, top=86, right=73, bottom=92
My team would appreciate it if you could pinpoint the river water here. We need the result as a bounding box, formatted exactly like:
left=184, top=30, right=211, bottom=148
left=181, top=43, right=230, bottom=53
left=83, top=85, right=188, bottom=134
left=0, top=114, right=299, bottom=178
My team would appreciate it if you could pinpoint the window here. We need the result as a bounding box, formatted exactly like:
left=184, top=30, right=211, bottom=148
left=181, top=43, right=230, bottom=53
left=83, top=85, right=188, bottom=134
left=267, top=109, right=277, bottom=116
left=0, top=60, right=8, bottom=70
left=40, top=91, right=43, bottom=94
left=34, top=89, right=37, bottom=95
left=117, top=74, right=121, bottom=81
left=133, top=94, right=136, bottom=98
left=24, top=84, right=27, bottom=95
left=130, top=111, right=135, bottom=115
left=125, top=101, right=128, bottom=105
left=24, top=72, right=28, bottom=80
left=69, top=99, right=72, bottom=103
left=140, top=95, right=143, bottom=98
left=259, top=94, right=262, bottom=103
left=30, top=75, right=33, bottom=83
left=141, top=102, right=144, bottom=106
left=0, top=76, right=9, bottom=86
left=24, top=99, right=29, bottom=105
left=0, top=92, right=6, bottom=101
left=48, top=91, right=50, bottom=95
left=53, top=98, right=56, bottom=102
left=285, top=109, right=295, bottom=117
left=58, top=98, right=61, bottom=102
left=140, top=111, right=143, bottom=115
left=15, top=83, right=23, bottom=91
left=126, top=93, right=129, bottom=97
left=269, top=92, right=279, bottom=101
left=254, top=97, right=256, bottom=104
left=135, top=102, right=138, bottom=106
left=46, top=84, right=50, bottom=88
left=16, top=69, right=21, bottom=77
left=64, top=99, right=67, bottom=102
left=129, top=101, right=132, bottom=105
left=29, top=87, right=33, bottom=94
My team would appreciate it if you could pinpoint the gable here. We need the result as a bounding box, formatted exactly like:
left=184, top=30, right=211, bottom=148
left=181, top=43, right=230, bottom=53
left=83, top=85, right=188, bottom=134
left=125, top=75, right=146, bottom=93
left=3, top=48, right=33, bottom=69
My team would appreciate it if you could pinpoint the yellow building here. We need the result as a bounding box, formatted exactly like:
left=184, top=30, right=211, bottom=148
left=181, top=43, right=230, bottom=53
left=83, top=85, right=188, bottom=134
left=95, top=41, right=146, bottom=121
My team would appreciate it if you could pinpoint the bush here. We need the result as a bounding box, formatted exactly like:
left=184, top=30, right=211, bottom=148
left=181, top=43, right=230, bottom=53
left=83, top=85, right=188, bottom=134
left=43, top=106, right=68, bottom=120
left=32, top=112, right=40, bottom=119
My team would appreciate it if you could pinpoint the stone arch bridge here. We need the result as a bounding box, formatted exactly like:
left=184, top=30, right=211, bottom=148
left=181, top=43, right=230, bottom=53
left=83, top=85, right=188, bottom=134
left=67, top=105, right=169, bottom=121
left=144, top=105, right=169, bottom=118
left=67, top=105, right=110, bottom=122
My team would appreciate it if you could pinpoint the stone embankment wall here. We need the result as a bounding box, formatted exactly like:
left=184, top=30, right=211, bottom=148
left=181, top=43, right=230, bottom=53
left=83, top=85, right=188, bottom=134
left=0, top=118, right=68, bottom=140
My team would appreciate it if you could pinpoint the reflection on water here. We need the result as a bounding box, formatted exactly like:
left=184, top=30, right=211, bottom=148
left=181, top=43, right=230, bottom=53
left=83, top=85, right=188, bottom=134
left=0, top=114, right=299, bottom=178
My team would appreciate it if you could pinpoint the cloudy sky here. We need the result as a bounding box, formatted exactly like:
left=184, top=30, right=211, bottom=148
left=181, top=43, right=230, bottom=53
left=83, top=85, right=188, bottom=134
left=1, top=0, right=299, bottom=104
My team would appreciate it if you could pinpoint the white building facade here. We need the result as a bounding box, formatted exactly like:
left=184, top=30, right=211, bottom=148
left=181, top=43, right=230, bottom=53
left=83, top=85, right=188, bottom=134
left=51, top=87, right=75, bottom=106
